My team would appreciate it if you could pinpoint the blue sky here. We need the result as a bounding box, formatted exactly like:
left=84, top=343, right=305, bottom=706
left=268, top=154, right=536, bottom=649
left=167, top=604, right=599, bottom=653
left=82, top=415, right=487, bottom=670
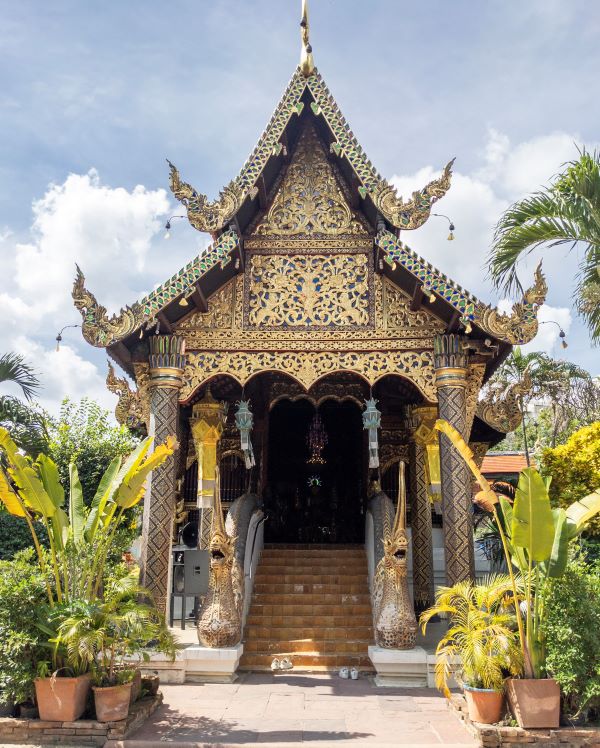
left=0, top=0, right=598, bottom=413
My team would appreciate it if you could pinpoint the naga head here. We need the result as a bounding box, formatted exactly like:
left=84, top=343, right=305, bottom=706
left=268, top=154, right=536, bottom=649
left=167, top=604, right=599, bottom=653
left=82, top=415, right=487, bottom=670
left=209, top=466, right=235, bottom=575
left=383, top=460, right=409, bottom=578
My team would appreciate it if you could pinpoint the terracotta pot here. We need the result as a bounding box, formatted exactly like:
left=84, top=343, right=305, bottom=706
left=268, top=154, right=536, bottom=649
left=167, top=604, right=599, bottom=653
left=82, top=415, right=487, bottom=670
left=506, top=677, right=560, bottom=728
left=93, top=682, right=132, bottom=722
left=129, top=668, right=142, bottom=705
left=34, top=674, right=91, bottom=722
left=463, top=686, right=504, bottom=724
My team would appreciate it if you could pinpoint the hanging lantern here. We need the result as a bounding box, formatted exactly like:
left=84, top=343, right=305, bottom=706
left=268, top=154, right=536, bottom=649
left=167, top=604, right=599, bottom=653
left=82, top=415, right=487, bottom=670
left=307, top=412, right=328, bottom=464
left=362, top=397, right=381, bottom=469
left=234, top=400, right=256, bottom=469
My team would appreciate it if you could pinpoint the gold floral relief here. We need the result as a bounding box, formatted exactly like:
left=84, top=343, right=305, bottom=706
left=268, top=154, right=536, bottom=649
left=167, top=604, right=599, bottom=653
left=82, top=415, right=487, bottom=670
left=381, top=278, right=446, bottom=333
left=177, top=280, right=235, bottom=330
left=246, top=253, right=371, bottom=328
left=252, top=123, right=367, bottom=238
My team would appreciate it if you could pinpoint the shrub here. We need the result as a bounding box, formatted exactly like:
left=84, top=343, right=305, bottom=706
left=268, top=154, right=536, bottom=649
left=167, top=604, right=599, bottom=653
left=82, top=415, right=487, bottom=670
left=542, top=422, right=600, bottom=538
left=0, top=512, right=48, bottom=560
left=543, top=553, right=600, bottom=719
left=0, top=550, right=48, bottom=705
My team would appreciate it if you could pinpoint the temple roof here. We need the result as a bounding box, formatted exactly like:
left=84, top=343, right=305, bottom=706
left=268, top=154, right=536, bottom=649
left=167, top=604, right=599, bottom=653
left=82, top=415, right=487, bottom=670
left=72, top=7, right=547, bottom=376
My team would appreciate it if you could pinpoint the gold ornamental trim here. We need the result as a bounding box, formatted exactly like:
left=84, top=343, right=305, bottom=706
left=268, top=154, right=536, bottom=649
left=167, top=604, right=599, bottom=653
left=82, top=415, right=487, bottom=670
left=180, top=349, right=437, bottom=403
left=149, top=366, right=185, bottom=389
left=434, top=367, right=467, bottom=389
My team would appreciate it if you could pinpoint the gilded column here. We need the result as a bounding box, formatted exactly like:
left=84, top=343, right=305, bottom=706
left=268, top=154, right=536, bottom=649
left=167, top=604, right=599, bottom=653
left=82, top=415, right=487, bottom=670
left=434, top=334, right=475, bottom=585
left=408, top=405, right=436, bottom=611
left=190, top=390, right=227, bottom=549
left=140, top=335, right=186, bottom=615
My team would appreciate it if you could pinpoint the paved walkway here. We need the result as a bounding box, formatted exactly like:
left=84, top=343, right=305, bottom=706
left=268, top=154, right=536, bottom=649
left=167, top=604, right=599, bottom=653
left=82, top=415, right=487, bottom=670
left=120, top=673, right=477, bottom=746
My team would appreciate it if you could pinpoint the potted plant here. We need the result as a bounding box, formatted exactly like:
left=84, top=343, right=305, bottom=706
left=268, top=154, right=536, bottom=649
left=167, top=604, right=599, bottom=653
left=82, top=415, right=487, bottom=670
left=0, top=428, right=177, bottom=722
left=58, top=574, right=176, bottom=723
left=434, top=419, right=600, bottom=728
left=421, top=575, right=523, bottom=724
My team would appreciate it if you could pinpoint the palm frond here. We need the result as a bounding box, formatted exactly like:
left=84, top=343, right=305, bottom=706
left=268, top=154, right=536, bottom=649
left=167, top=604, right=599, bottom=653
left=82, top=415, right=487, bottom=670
left=0, top=353, right=40, bottom=400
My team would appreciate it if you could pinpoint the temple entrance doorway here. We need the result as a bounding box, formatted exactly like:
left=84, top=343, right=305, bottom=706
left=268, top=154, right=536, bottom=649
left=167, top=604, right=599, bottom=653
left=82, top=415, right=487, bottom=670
left=264, top=398, right=365, bottom=544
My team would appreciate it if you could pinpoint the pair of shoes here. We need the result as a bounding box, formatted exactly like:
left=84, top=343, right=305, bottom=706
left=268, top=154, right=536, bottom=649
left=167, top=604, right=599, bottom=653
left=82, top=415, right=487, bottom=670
left=340, top=666, right=359, bottom=679
left=271, top=657, right=293, bottom=671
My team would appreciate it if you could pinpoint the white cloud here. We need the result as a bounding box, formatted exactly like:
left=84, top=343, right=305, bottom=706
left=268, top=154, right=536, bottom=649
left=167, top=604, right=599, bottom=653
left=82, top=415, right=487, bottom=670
left=0, top=170, right=177, bottom=416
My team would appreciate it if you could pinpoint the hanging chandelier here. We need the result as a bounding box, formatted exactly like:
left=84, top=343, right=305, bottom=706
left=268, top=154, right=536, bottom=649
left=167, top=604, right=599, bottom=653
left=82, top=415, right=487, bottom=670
left=307, top=412, right=328, bottom=464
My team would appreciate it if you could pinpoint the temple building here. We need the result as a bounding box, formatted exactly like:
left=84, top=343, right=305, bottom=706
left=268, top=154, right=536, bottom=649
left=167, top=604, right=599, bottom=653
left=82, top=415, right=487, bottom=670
left=73, top=3, right=544, bottom=675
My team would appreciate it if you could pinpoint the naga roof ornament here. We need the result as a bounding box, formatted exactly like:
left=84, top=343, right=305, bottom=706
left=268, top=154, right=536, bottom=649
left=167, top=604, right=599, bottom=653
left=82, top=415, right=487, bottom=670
left=370, top=159, right=455, bottom=230
left=72, top=265, right=144, bottom=347
left=476, top=366, right=533, bottom=433
left=106, top=362, right=149, bottom=431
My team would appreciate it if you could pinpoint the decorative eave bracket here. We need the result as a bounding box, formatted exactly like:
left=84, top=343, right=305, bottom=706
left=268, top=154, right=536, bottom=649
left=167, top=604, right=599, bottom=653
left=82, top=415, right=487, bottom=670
left=476, top=367, right=533, bottom=433
left=375, top=230, right=547, bottom=345
left=72, top=229, right=240, bottom=348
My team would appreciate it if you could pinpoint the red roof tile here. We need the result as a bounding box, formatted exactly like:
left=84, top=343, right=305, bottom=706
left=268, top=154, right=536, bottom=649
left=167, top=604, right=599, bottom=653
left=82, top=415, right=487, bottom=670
left=481, top=453, right=535, bottom=475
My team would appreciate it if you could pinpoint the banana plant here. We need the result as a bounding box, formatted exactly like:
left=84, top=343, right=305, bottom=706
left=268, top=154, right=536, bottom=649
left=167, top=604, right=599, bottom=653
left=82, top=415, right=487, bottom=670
left=0, top=426, right=177, bottom=606
left=434, top=418, right=600, bottom=679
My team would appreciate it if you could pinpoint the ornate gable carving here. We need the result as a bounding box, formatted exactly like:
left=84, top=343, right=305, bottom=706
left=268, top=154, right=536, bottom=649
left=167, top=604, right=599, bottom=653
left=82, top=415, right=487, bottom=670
left=251, top=123, right=369, bottom=239
left=176, top=281, right=235, bottom=331
left=380, top=278, right=445, bottom=333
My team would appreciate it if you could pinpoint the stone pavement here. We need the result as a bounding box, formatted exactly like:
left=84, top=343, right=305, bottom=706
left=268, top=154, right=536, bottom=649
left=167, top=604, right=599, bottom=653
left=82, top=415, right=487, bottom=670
left=115, top=672, right=477, bottom=746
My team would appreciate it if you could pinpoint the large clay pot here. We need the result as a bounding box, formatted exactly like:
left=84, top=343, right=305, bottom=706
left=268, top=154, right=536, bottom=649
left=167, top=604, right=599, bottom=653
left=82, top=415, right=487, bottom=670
left=463, top=686, right=504, bottom=724
left=506, top=678, right=560, bottom=728
left=129, top=669, right=142, bottom=705
left=34, top=674, right=91, bottom=722
left=93, top=682, right=132, bottom=722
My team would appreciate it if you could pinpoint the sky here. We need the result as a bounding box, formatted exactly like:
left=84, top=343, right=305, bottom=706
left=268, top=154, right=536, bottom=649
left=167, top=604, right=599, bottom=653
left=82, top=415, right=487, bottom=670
left=0, top=0, right=599, bottom=415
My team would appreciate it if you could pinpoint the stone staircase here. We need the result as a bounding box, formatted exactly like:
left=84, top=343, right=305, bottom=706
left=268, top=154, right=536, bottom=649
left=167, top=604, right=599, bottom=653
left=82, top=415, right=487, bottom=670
left=239, top=544, right=374, bottom=672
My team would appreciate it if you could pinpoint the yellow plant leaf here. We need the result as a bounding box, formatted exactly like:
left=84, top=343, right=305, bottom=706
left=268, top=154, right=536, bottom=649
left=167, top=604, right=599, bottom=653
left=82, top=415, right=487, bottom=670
left=0, top=467, right=26, bottom=517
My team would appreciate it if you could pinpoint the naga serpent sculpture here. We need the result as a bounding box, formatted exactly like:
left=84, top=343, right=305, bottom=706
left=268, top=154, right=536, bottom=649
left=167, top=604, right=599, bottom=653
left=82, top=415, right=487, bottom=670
left=197, top=468, right=244, bottom=648
left=372, top=461, right=418, bottom=649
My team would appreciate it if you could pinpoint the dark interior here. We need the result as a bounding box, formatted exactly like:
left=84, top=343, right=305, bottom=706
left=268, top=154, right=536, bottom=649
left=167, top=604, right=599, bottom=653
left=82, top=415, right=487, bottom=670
left=265, top=398, right=366, bottom=544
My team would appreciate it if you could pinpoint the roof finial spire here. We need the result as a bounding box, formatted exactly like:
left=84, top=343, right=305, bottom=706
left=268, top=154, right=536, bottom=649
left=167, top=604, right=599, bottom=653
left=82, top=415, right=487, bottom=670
left=300, top=0, right=315, bottom=76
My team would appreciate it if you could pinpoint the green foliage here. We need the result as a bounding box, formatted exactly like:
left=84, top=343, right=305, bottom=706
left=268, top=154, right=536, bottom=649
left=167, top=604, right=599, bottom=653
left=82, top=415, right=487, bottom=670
left=543, top=553, right=600, bottom=718
left=0, top=512, right=48, bottom=560
left=420, top=575, right=523, bottom=696
left=542, top=422, right=600, bottom=538
left=47, top=398, right=138, bottom=507
left=0, top=550, right=48, bottom=704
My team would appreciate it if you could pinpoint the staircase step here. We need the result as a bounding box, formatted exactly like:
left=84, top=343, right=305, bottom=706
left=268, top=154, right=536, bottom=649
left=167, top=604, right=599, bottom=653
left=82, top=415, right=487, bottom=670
left=253, top=582, right=368, bottom=594
left=255, top=572, right=368, bottom=584
left=244, top=638, right=371, bottom=653
left=245, top=626, right=373, bottom=641
left=246, top=614, right=373, bottom=628
left=238, top=652, right=374, bottom=671
left=251, top=592, right=371, bottom=605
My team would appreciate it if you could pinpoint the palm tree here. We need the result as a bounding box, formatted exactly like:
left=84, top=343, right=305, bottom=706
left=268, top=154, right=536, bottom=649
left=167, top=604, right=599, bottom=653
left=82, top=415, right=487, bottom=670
left=491, top=348, right=590, bottom=458
left=0, top=353, right=47, bottom=455
left=489, top=150, right=600, bottom=343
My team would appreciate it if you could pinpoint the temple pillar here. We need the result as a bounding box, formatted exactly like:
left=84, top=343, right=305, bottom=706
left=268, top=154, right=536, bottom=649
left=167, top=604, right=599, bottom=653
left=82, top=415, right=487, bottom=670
left=190, top=390, right=227, bottom=549
left=434, top=334, right=475, bottom=585
left=408, top=406, right=436, bottom=611
left=140, top=335, right=186, bottom=615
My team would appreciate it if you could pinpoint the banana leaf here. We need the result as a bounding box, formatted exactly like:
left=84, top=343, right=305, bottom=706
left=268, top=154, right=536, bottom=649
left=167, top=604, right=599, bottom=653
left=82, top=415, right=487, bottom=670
left=565, top=489, right=600, bottom=534
left=0, top=466, right=27, bottom=517
left=85, top=455, right=121, bottom=540
left=512, top=468, right=555, bottom=562
left=0, top=426, right=19, bottom=461
left=37, top=454, right=65, bottom=510
left=9, top=454, right=57, bottom=517
left=113, top=436, right=177, bottom=509
left=544, top=508, right=569, bottom=579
